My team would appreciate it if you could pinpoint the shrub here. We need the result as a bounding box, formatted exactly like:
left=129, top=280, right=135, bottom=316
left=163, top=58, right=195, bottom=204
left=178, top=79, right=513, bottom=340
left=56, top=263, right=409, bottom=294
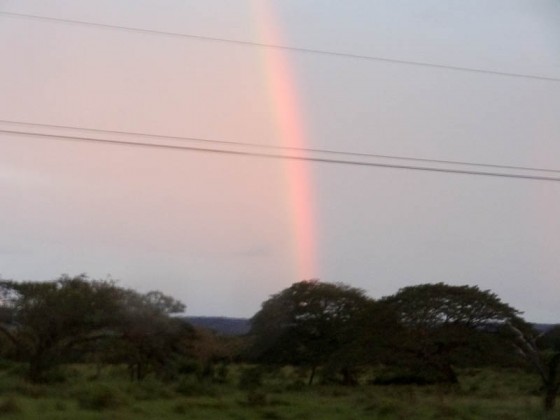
left=285, top=379, right=306, bottom=392
left=261, top=409, right=282, bottom=419
left=216, top=363, right=229, bottom=383
left=13, top=381, right=47, bottom=398
left=176, top=359, right=202, bottom=376
left=0, top=397, right=22, bottom=415
left=127, top=379, right=175, bottom=400
left=76, top=384, right=128, bottom=410
left=54, top=400, right=66, bottom=411
left=175, top=378, right=218, bottom=397
left=173, top=400, right=189, bottom=414
left=246, top=390, right=267, bottom=406
left=0, top=359, right=17, bottom=371
left=239, top=367, right=263, bottom=390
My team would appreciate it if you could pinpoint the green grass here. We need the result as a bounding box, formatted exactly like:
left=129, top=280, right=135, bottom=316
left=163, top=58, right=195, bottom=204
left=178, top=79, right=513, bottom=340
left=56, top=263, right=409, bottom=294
left=0, top=364, right=556, bottom=419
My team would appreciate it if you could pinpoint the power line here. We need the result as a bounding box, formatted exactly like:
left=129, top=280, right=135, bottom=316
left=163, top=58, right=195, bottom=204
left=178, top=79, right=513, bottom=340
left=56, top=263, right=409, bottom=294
left=1, top=11, right=559, bottom=83
left=2, top=128, right=560, bottom=182
left=2, top=119, right=559, bottom=175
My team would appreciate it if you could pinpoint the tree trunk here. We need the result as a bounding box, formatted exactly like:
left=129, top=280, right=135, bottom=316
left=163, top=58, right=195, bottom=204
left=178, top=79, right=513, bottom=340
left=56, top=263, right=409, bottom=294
left=28, top=349, right=51, bottom=383
left=441, top=363, right=458, bottom=384
left=137, top=362, right=148, bottom=381
left=28, top=361, right=43, bottom=383
left=544, top=353, right=560, bottom=412
left=308, top=366, right=316, bottom=386
left=128, top=363, right=135, bottom=381
left=544, top=384, right=558, bottom=412
left=341, top=367, right=358, bottom=386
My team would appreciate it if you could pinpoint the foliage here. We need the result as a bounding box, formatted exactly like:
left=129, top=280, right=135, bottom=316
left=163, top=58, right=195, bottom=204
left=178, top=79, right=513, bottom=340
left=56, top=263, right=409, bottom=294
left=0, top=273, right=556, bottom=417
left=108, top=288, right=193, bottom=381
left=0, top=396, right=22, bottom=415
left=0, top=275, right=192, bottom=382
left=0, top=275, right=123, bottom=381
left=192, top=327, right=244, bottom=362
left=381, top=283, right=523, bottom=384
left=238, top=366, right=264, bottom=390
left=382, top=283, right=521, bottom=329
left=509, top=323, right=560, bottom=411
left=0, top=362, right=552, bottom=419
left=75, top=383, right=128, bottom=410
left=249, top=280, right=372, bottom=384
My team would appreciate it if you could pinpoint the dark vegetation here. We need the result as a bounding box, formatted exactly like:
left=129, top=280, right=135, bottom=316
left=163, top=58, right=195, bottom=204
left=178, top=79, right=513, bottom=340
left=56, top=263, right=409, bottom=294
left=0, top=274, right=558, bottom=418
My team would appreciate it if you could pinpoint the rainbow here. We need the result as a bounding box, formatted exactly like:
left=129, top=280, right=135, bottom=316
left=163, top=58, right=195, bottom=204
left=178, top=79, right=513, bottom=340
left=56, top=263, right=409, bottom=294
left=251, top=1, right=318, bottom=281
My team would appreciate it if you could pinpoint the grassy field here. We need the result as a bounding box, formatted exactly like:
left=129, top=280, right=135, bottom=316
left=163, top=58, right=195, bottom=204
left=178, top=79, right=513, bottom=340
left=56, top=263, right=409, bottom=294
left=0, top=364, right=557, bottom=419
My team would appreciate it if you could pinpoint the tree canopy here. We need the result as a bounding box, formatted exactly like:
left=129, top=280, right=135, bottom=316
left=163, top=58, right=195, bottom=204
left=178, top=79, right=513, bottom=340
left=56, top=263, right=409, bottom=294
left=382, top=282, right=521, bottom=329
left=380, top=283, right=523, bottom=384
left=0, top=275, right=192, bottom=382
left=249, top=280, right=372, bottom=383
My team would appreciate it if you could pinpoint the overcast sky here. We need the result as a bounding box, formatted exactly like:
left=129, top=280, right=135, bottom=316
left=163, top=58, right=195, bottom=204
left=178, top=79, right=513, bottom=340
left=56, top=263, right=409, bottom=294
left=1, top=0, right=559, bottom=322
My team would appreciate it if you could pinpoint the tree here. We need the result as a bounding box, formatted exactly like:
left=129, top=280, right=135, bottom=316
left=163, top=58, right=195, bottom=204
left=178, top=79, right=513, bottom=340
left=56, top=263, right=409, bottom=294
left=103, top=288, right=193, bottom=381
left=249, top=280, right=372, bottom=385
left=0, top=275, right=193, bottom=382
left=188, top=327, right=244, bottom=383
left=509, top=323, right=560, bottom=412
left=381, top=283, right=522, bottom=384
left=321, top=298, right=401, bottom=385
left=0, top=274, right=122, bottom=381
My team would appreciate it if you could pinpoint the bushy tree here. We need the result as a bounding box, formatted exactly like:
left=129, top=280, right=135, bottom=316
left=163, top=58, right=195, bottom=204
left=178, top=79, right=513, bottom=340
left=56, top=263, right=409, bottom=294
left=111, top=289, right=193, bottom=381
left=321, top=298, right=401, bottom=385
left=384, top=283, right=521, bottom=329
left=250, top=280, right=372, bottom=384
left=509, top=323, right=560, bottom=412
left=0, top=275, right=122, bottom=381
left=0, top=275, right=193, bottom=382
left=381, top=283, right=522, bottom=384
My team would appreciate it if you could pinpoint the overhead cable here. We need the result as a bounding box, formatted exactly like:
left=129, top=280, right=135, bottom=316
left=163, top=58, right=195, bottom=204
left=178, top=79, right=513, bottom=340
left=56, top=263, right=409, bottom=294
left=2, top=128, right=560, bottom=182
left=1, top=11, right=558, bottom=82
left=1, top=119, right=559, bottom=174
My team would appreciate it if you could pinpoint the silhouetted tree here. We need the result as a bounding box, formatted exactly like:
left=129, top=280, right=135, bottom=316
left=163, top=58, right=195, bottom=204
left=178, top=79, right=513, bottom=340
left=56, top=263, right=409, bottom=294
left=509, top=323, right=560, bottom=412
left=0, top=275, right=122, bottom=381
left=381, top=283, right=522, bottom=384
left=320, top=298, right=401, bottom=385
left=0, top=275, right=194, bottom=382
left=110, top=289, right=193, bottom=381
left=250, top=280, right=372, bottom=385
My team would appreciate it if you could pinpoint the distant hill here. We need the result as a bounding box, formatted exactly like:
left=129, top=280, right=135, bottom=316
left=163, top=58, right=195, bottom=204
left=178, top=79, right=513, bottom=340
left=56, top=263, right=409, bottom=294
left=533, top=323, right=559, bottom=333
left=184, top=317, right=557, bottom=337
left=186, top=316, right=251, bottom=336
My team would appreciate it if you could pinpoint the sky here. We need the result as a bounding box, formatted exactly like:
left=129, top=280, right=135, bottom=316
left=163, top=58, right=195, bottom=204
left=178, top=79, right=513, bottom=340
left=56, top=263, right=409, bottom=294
left=0, top=0, right=559, bottom=322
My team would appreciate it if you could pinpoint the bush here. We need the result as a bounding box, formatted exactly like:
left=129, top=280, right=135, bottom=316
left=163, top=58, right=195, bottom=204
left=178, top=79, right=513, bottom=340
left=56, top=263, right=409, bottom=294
left=76, top=384, right=128, bottom=410
left=239, top=367, right=263, bottom=390
left=0, top=359, right=17, bottom=371
left=261, top=409, right=282, bottom=419
left=29, top=366, right=67, bottom=384
left=175, top=378, right=218, bottom=397
left=176, top=359, right=202, bottom=376
left=127, top=379, right=175, bottom=400
left=173, top=400, right=189, bottom=414
left=0, top=397, right=22, bottom=415
left=371, top=367, right=448, bottom=386
left=13, top=381, right=47, bottom=398
left=285, top=379, right=306, bottom=392
left=54, top=400, right=66, bottom=411
left=216, top=363, right=229, bottom=383
left=246, top=390, right=267, bottom=406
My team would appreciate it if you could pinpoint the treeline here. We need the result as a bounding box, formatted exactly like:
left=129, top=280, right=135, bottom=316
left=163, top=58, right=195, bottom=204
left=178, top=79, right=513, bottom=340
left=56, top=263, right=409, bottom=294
left=0, top=276, right=558, bottom=411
